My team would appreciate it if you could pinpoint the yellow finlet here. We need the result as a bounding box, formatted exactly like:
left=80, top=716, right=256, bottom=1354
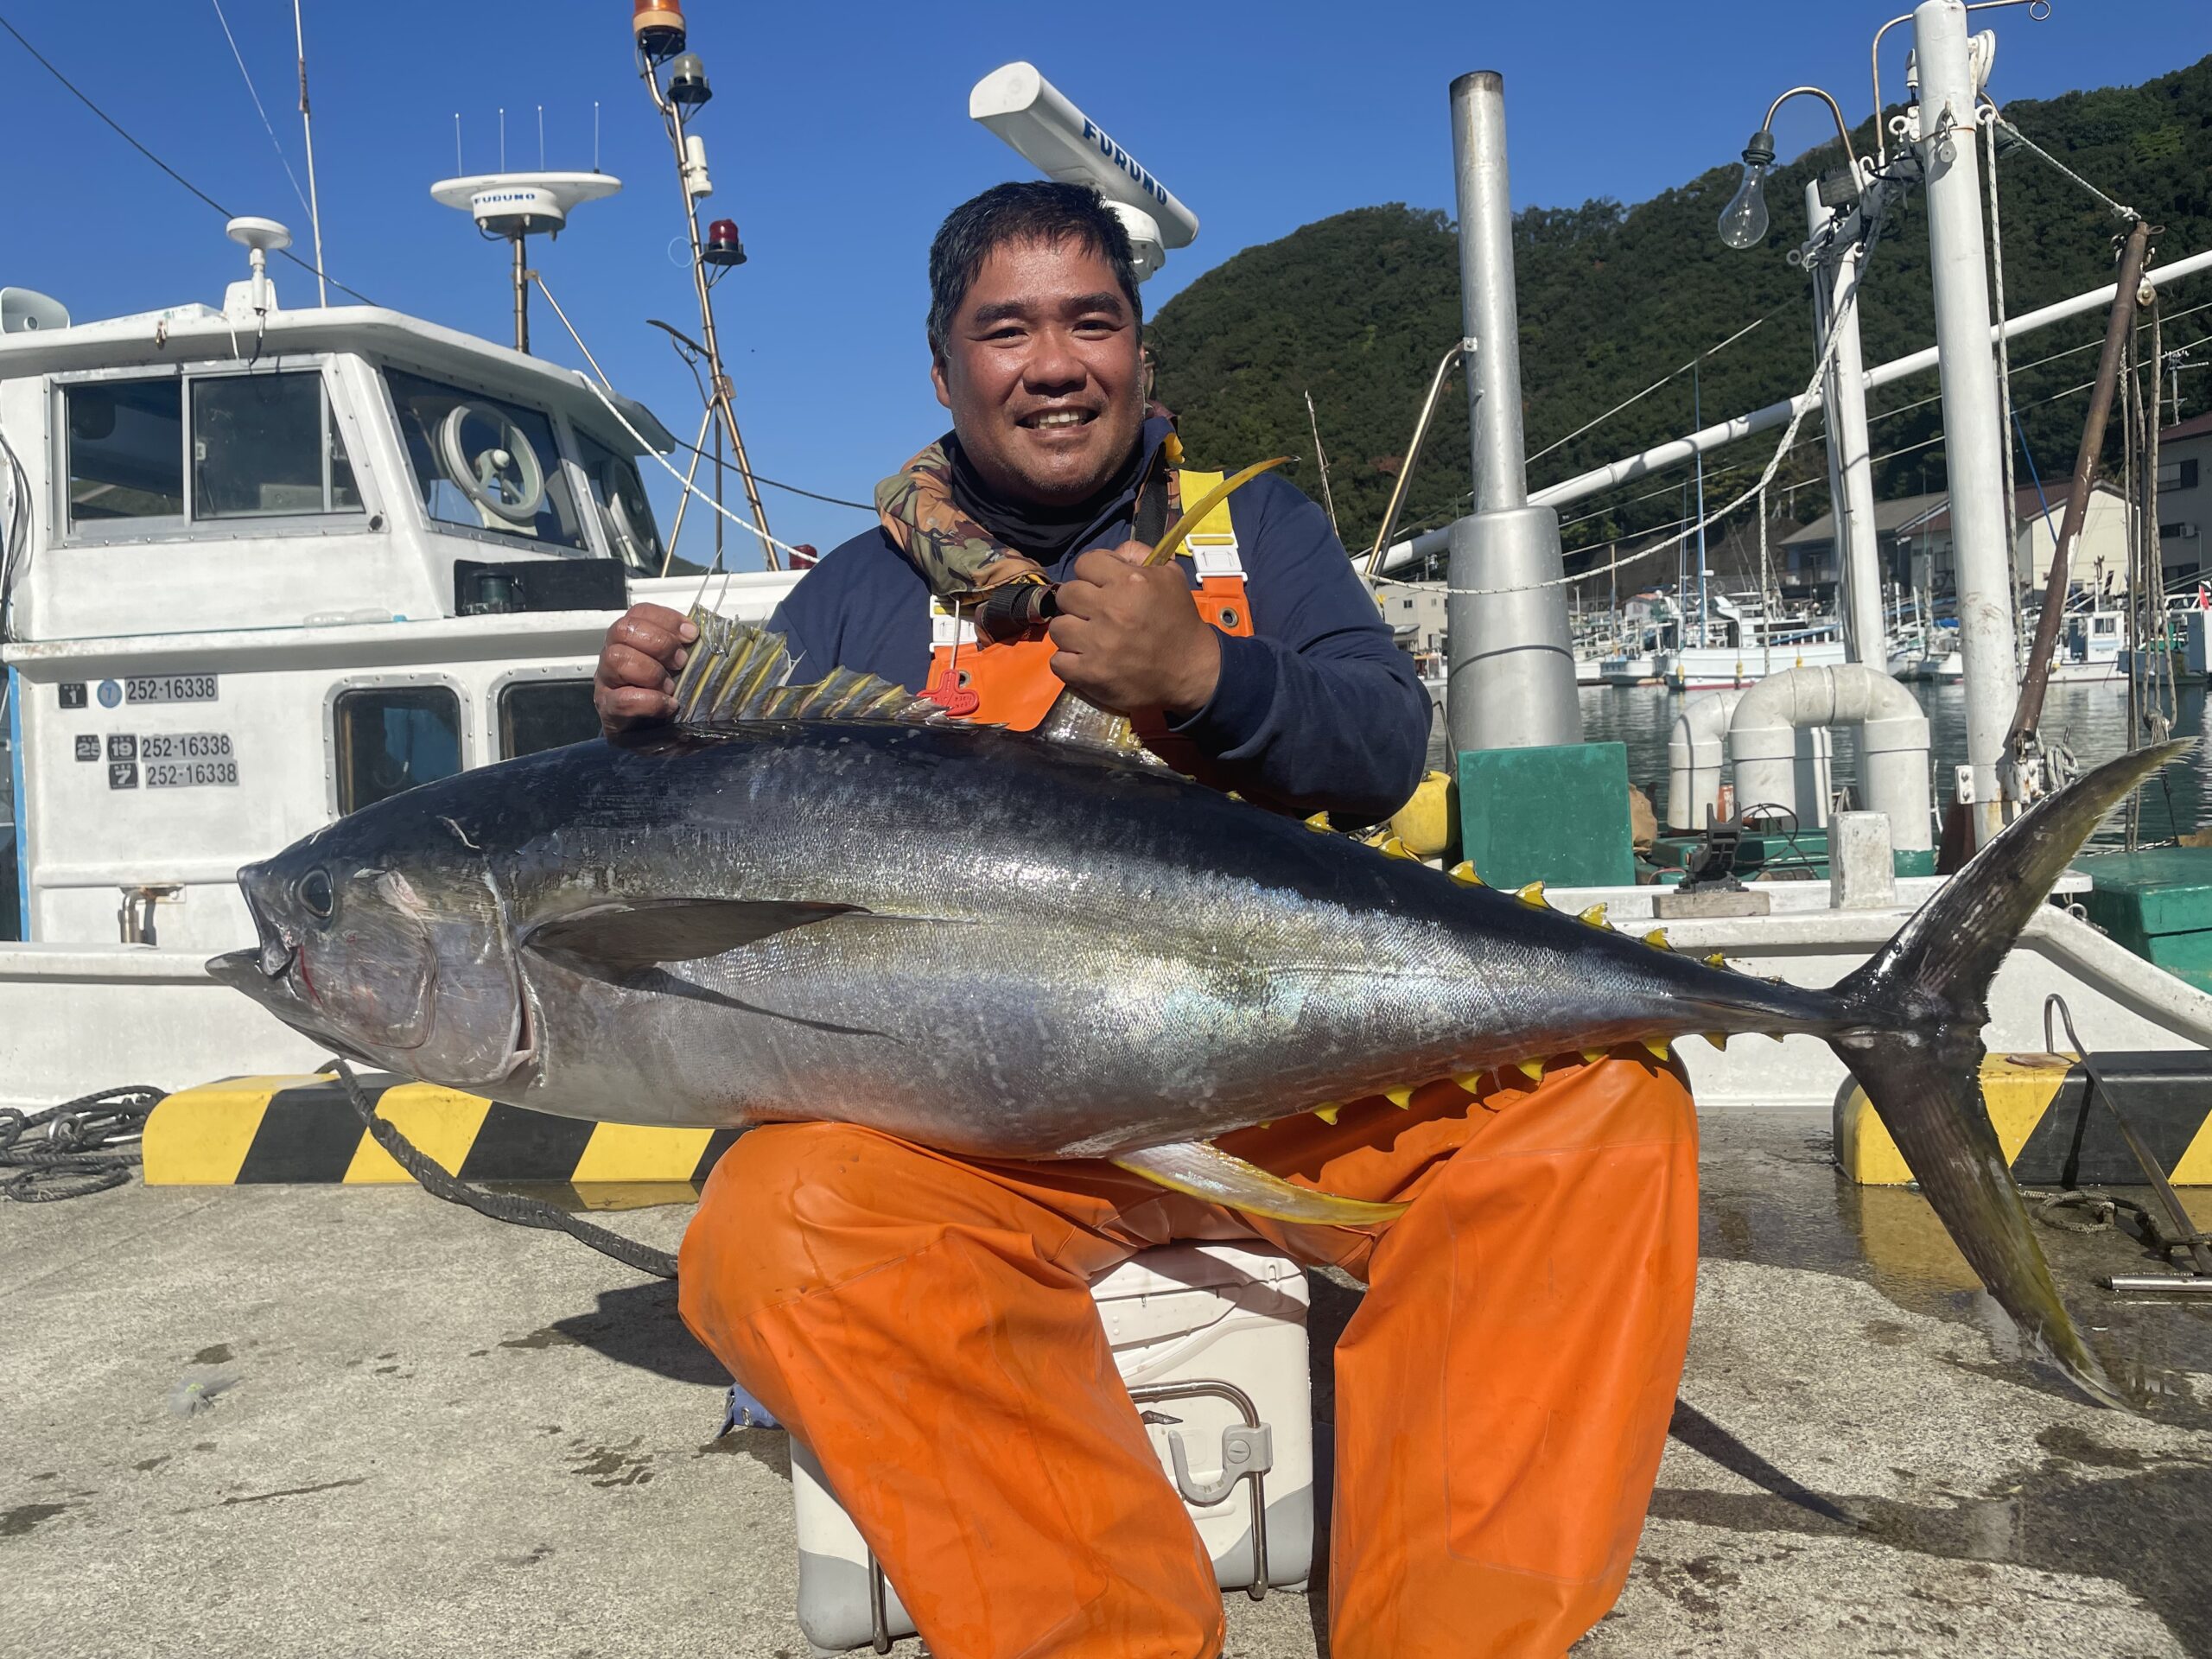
left=1516, top=1057, right=1546, bottom=1082
left=1380, top=836, right=1414, bottom=860
left=1448, top=861, right=1483, bottom=886
left=1145, top=456, right=1293, bottom=566
left=1383, top=1086, right=1414, bottom=1109
left=1581, top=1047, right=1606, bottom=1065
left=1516, top=880, right=1547, bottom=907
left=1643, top=928, right=1670, bottom=950
left=1305, top=812, right=1332, bottom=833
left=1452, top=1072, right=1485, bottom=1094
left=1312, top=1102, right=1341, bottom=1125
left=1642, top=1036, right=1671, bottom=1061
left=1705, top=1032, right=1729, bottom=1050
left=1704, top=951, right=1729, bottom=969
left=1578, top=903, right=1608, bottom=928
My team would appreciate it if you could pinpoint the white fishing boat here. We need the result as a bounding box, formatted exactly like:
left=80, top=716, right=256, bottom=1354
left=0, top=229, right=800, bottom=1112
left=1929, top=608, right=2126, bottom=684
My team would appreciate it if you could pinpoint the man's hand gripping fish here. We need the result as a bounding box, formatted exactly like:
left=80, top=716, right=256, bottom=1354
left=209, top=618, right=2189, bottom=1410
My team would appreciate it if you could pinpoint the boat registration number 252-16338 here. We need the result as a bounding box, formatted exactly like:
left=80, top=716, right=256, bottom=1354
left=124, top=674, right=219, bottom=704
left=139, top=732, right=233, bottom=762
left=146, top=758, right=239, bottom=788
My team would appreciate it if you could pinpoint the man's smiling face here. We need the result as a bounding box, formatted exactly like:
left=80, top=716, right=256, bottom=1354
left=931, top=237, right=1145, bottom=510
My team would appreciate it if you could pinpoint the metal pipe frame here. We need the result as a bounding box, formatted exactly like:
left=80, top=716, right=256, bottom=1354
left=638, top=50, right=781, bottom=569
left=1914, top=0, right=2014, bottom=840
left=1365, top=340, right=1467, bottom=576
left=1443, top=69, right=1581, bottom=753
left=1376, top=242, right=2212, bottom=577
left=1757, top=86, right=1866, bottom=184
left=1873, top=0, right=2050, bottom=166
left=1806, top=180, right=1885, bottom=665
left=2007, top=217, right=2152, bottom=754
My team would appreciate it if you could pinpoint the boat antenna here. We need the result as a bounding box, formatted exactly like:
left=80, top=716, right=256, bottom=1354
left=292, top=0, right=327, bottom=305
left=632, top=1, right=780, bottom=569
left=454, top=112, right=462, bottom=175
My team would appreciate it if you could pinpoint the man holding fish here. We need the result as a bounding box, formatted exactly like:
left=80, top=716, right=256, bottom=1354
left=594, top=181, right=1703, bottom=1659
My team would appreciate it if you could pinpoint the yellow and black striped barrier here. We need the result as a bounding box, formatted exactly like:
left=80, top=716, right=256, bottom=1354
left=143, top=1072, right=739, bottom=1194
left=1839, top=1050, right=2212, bottom=1186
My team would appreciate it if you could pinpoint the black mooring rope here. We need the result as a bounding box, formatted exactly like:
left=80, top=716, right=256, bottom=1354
left=331, top=1061, right=679, bottom=1280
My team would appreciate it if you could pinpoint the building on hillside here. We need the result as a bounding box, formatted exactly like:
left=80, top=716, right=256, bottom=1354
left=2158, top=411, right=2211, bottom=588
left=1779, top=483, right=2131, bottom=604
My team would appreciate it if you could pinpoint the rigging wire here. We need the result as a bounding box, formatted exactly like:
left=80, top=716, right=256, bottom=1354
left=1376, top=192, right=1897, bottom=598
left=532, top=271, right=816, bottom=569
left=1995, top=115, right=2139, bottom=224
left=1526, top=306, right=1786, bottom=468
left=659, top=430, right=874, bottom=512
left=207, top=0, right=313, bottom=226
left=0, top=10, right=373, bottom=305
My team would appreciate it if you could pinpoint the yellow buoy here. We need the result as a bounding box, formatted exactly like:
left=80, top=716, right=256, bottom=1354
left=1385, top=770, right=1456, bottom=859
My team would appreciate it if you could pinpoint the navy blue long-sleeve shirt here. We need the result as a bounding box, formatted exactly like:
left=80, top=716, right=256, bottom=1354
left=769, top=425, right=1430, bottom=823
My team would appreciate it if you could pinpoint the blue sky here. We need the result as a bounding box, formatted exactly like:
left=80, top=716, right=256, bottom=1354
left=3, top=0, right=2203, bottom=563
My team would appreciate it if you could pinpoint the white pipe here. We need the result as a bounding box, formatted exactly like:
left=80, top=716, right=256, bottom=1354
left=1916, top=0, right=2014, bottom=844
left=1727, top=665, right=1933, bottom=852
left=1378, top=244, right=2212, bottom=575
left=1665, top=690, right=1745, bottom=831
left=1808, top=180, right=1885, bottom=667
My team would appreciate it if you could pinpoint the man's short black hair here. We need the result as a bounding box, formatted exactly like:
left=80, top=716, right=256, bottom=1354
left=926, top=181, right=1143, bottom=359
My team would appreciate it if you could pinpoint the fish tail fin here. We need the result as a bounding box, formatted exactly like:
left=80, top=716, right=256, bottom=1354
left=1828, top=740, right=2190, bottom=1410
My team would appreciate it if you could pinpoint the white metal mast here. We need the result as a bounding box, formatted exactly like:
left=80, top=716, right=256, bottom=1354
left=1915, top=0, right=2016, bottom=842
left=292, top=0, right=327, bottom=307
left=1807, top=178, right=1885, bottom=665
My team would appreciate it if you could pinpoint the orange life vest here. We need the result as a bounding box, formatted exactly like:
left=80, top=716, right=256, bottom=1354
left=922, top=467, right=1254, bottom=731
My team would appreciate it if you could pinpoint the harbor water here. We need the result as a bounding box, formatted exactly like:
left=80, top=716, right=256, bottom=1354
left=1432, top=682, right=2209, bottom=852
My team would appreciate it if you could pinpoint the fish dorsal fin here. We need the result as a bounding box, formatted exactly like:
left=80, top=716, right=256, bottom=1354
left=670, top=612, right=955, bottom=729
left=527, top=898, right=866, bottom=969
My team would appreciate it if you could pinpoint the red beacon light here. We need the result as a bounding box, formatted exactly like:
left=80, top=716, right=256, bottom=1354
left=632, top=0, right=686, bottom=59
left=703, top=219, right=747, bottom=268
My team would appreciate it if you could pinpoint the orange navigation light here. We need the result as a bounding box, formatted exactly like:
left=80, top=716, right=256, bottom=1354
left=632, top=0, right=686, bottom=58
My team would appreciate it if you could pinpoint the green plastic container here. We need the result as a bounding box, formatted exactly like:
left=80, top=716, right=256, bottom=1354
left=2078, top=849, right=2212, bottom=993
left=1457, top=742, right=1635, bottom=890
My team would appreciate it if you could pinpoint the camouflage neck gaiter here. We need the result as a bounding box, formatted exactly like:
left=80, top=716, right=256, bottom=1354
left=875, top=427, right=1180, bottom=600
left=874, top=440, right=1041, bottom=599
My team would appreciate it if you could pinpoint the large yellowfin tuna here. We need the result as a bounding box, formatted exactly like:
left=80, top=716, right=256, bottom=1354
left=209, top=621, right=2188, bottom=1410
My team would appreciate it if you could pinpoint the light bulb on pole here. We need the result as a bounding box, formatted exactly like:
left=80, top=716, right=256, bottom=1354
left=1718, top=129, right=1777, bottom=249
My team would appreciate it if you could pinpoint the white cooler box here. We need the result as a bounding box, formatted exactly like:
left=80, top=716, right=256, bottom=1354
left=791, top=1241, right=1315, bottom=1654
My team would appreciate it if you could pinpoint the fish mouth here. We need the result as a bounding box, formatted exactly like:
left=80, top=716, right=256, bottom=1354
left=206, top=947, right=266, bottom=994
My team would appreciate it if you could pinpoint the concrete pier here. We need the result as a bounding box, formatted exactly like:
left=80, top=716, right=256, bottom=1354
left=3, top=1114, right=2205, bottom=1657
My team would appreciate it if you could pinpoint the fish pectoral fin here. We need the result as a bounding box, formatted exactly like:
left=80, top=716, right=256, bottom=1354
left=525, top=898, right=871, bottom=969
left=1111, top=1141, right=1408, bottom=1228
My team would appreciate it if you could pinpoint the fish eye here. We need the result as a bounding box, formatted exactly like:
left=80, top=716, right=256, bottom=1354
left=296, top=868, right=335, bottom=921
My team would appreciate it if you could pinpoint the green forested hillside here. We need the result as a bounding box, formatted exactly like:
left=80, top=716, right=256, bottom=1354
left=1149, top=55, right=2212, bottom=572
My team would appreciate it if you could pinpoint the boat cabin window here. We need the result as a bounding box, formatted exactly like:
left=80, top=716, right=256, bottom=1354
left=193, top=374, right=359, bottom=518
left=334, top=685, right=462, bottom=813
left=499, top=680, right=600, bottom=759
left=66, top=371, right=360, bottom=530
left=575, top=431, right=664, bottom=572
left=66, top=380, right=185, bottom=524
left=385, top=369, right=587, bottom=550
